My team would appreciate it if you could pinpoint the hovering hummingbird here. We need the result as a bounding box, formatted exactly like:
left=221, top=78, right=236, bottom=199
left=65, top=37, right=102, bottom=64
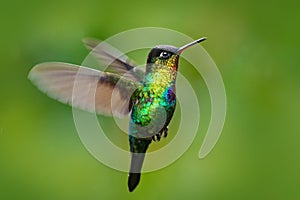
left=28, top=37, right=206, bottom=192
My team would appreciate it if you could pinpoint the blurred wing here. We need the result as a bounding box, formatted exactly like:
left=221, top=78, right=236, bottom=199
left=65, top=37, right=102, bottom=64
left=28, top=62, right=141, bottom=117
left=82, top=38, right=145, bottom=82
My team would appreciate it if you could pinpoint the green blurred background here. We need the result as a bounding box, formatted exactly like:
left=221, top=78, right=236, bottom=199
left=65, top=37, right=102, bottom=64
left=1, top=0, right=299, bottom=199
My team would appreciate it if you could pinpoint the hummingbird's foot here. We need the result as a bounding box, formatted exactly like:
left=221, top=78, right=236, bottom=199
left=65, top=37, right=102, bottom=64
left=163, top=126, right=168, bottom=138
left=152, top=126, right=169, bottom=141
left=152, top=133, right=161, bottom=142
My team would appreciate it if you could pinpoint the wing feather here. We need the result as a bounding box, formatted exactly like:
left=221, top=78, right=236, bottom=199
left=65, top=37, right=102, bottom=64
left=82, top=38, right=145, bottom=82
left=28, top=62, right=141, bottom=117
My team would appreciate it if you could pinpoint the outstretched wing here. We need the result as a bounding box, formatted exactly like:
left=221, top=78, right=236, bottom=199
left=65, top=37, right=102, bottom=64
left=82, top=38, right=145, bottom=82
left=28, top=62, right=142, bottom=117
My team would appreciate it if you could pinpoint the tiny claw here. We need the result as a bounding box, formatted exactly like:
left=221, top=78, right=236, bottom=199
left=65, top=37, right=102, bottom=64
left=151, top=136, right=155, bottom=141
left=156, top=134, right=161, bottom=141
left=152, top=134, right=161, bottom=142
left=163, top=126, right=168, bottom=138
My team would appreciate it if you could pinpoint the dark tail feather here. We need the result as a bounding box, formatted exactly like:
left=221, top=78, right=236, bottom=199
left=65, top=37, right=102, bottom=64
left=128, top=173, right=141, bottom=192
left=128, top=152, right=146, bottom=192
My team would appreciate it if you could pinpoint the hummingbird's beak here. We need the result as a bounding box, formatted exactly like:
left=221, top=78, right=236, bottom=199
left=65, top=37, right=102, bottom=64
left=176, top=37, right=207, bottom=54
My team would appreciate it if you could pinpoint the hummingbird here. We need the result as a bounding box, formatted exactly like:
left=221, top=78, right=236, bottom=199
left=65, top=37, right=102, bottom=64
left=28, top=37, right=206, bottom=192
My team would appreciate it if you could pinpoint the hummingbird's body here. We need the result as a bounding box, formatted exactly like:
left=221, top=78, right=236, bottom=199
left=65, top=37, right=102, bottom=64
left=28, top=37, right=206, bottom=192
left=130, top=49, right=178, bottom=139
left=128, top=50, right=179, bottom=190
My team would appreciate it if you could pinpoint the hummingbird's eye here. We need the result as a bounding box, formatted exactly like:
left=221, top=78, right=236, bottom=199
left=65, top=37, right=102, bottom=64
left=159, top=51, right=171, bottom=59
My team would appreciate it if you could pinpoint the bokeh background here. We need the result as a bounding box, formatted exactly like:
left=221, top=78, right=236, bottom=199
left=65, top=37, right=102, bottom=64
left=1, top=0, right=299, bottom=199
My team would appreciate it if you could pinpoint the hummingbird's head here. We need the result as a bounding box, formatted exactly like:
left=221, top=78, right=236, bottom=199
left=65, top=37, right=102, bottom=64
left=146, top=45, right=179, bottom=72
left=146, top=37, right=207, bottom=73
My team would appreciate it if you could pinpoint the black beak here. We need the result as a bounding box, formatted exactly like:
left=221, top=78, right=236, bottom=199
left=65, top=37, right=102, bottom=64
left=176, top=37, right=207, bottom=54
